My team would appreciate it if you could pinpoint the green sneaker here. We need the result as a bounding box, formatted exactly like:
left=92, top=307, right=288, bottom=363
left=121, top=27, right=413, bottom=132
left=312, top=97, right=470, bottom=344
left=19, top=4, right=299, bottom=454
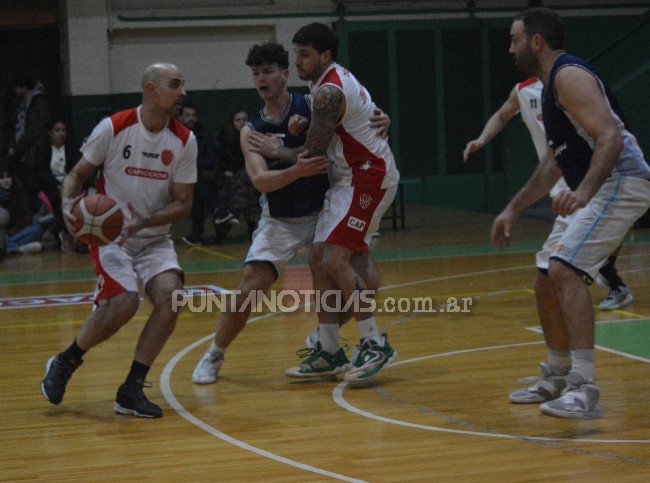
left=344, top=334, right=397, bottom=381
left=285, top=342, right=350, bottom=378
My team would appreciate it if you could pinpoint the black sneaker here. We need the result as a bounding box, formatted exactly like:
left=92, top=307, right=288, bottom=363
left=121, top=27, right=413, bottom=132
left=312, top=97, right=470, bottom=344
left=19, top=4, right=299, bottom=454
left=40, top=354, right=83, bottom=405
left=114, top=379, right=163, bottom=418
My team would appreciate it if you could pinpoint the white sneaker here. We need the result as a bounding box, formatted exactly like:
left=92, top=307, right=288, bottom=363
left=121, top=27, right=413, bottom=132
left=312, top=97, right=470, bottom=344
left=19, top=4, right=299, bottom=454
left=18, top=241, right=43, bottom=254
left=192, top=348, right=224, bottom=384
left=599, top=286, right=633, bottom=311
left=509, top=362, right=567, bottom=403
left=214, top=213, right=234, bottom=225
left=539, top=371, right=602, bottom=419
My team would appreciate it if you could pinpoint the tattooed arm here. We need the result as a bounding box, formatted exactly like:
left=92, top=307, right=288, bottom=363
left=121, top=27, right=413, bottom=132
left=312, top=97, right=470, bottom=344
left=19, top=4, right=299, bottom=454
left=247, top=84, right=345, bottom=165
left=303, top=84, right=344, bottom=156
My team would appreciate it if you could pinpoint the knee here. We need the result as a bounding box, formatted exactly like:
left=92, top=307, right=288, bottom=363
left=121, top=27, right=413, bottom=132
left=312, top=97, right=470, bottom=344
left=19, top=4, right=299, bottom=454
left=123, top=292, right=140, bottom=311
left=149, top=279, right=184, bottom=315
left=365, top=270, right=380, bottom=293
left=105, top=292, right=140, bottom=322
left=533, top=270, right=550, bottom=296
left=547, top=260, right=579, bottom=288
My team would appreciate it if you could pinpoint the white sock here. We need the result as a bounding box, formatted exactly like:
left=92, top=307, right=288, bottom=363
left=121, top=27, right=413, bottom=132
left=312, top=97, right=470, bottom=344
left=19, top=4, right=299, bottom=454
left=571, top=349, right=595, bottom=382
left=547, top=349, right=571, bottom=375
left=210, top=341, right=226, bottom=354
left=318, top=323, right=339, bottom=354
left=357, top=317, right=381, bottom=344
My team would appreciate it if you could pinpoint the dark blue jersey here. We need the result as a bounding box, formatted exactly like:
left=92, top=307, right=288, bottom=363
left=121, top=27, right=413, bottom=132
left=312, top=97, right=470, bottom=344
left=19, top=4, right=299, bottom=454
left=247, top=93, right=329, bottom=218
left=543, top=53, right=649, bottom=190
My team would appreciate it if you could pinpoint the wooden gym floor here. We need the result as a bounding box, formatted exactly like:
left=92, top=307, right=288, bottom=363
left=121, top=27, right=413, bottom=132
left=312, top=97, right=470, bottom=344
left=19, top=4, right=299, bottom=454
left=1, top=205, right=650, bottom=482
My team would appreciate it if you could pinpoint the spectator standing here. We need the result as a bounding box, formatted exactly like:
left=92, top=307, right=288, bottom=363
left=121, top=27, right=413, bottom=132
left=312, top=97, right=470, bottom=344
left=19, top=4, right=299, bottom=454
left=213, top=106, right=260, bottom=238
left=8, top=75, right=51, bottom=209
left=179, top=102, right=219, bottom=246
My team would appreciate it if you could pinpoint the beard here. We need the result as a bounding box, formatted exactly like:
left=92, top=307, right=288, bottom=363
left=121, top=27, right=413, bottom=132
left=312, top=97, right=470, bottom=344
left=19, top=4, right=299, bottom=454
left=514, top=46, right=538, bottom=77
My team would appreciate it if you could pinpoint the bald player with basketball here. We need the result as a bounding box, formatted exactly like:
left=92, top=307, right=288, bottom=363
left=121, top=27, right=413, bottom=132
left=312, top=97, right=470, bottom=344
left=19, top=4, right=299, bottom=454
left=40, top=63, right=197, bottom=418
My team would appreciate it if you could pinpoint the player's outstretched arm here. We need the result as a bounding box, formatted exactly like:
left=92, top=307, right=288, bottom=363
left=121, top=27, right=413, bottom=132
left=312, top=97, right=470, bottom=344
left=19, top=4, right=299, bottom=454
left=463, top=86, right=519, bottom=162
left=496, top=149, right=562, bottom=237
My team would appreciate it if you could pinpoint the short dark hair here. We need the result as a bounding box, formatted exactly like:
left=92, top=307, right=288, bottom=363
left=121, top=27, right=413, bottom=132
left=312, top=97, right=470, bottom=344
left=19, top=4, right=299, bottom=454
left=515, top=7, right=565, bottom=50
left=47, top=118, right=68, bottom=132
left=292, top=22, right=338, bottom=60
left=181, top=102, right=198, bottom=114
left=12, top=73, right=36, bottom=90
left=245, top=42, right=289, bottom=69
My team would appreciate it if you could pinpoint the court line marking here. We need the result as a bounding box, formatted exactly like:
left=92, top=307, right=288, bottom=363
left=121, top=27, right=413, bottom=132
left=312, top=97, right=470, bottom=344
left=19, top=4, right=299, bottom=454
left=526, top=326, right=650, bottom=364
left=160, top=332, right=367, bottom=483
left=156, top=271, right=527, bottom=479
left=332, top=343, right=650, bottom=445
left=3, top=249, right=649, bottom=288
left=189, top=245, right=238, bottom=260
left=334, top=384, right=650, bottom=467
left=157, top=260, right=650, bottom=475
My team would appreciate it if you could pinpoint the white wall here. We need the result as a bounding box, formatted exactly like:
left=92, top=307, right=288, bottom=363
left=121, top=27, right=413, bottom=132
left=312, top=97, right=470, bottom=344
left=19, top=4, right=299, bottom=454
left=65, top=0, right=111, bottom=95
left=62, top=0, right=336, bottom=95
left=62, top=0, right=647, bottom=96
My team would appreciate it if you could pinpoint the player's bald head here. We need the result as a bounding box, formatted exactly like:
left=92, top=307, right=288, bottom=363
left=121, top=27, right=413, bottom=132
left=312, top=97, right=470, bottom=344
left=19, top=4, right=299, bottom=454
left=141, top=63, right=179, bottom=89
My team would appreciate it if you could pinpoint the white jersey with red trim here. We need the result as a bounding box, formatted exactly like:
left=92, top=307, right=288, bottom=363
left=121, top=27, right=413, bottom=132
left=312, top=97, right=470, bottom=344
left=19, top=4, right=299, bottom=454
left=516, top=77, right=568, bottom=198
left=80, top=106, right=197, bottom=238
left=310, top=63, right=399, bottom=189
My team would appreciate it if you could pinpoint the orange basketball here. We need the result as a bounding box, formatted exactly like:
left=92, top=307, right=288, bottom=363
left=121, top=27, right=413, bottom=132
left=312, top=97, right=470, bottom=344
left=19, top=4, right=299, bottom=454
left=71, top=194, right=124, bottom=246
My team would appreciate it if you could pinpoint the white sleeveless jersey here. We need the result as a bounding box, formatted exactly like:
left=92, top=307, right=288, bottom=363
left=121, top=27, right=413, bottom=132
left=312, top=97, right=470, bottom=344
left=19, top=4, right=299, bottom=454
left=80, top=106, right=197, bottom=238
left=310, top=63, right=400, bottom=189
left=516, top=77, right=568, bottom=198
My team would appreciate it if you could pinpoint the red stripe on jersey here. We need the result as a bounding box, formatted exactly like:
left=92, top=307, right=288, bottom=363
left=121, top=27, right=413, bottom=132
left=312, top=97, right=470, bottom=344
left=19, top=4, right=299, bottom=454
left=167, top=117, right=191, bottom=146
left=89, top=246, right=128, bottom=302
left=95, top=167, right=106, bottom=195
left=322, top=67, right=343, bottom=88
left=110, top=108, right=138, bottom=137
left=517, top=77, right=539, bottom=90
left=336, top=126, right=386, bottom=188
left=327, top=185, right=386, bottom=252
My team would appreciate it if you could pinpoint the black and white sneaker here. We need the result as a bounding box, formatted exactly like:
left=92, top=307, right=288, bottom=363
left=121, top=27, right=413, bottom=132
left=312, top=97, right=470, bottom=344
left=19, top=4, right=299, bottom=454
left=114, top=379, right=163, bottom=418
left=41, top=354, right=83, bottom=405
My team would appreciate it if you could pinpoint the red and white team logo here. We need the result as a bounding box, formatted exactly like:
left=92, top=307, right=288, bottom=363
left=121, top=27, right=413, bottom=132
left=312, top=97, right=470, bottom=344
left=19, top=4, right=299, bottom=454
left=359, top=193, right=372, bottom=209
left=161, top=150, right=174, bottom=166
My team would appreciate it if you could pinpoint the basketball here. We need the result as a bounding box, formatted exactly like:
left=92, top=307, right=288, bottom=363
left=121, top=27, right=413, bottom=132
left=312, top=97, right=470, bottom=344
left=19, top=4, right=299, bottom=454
left=71, top=194, right=124, bottom=246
